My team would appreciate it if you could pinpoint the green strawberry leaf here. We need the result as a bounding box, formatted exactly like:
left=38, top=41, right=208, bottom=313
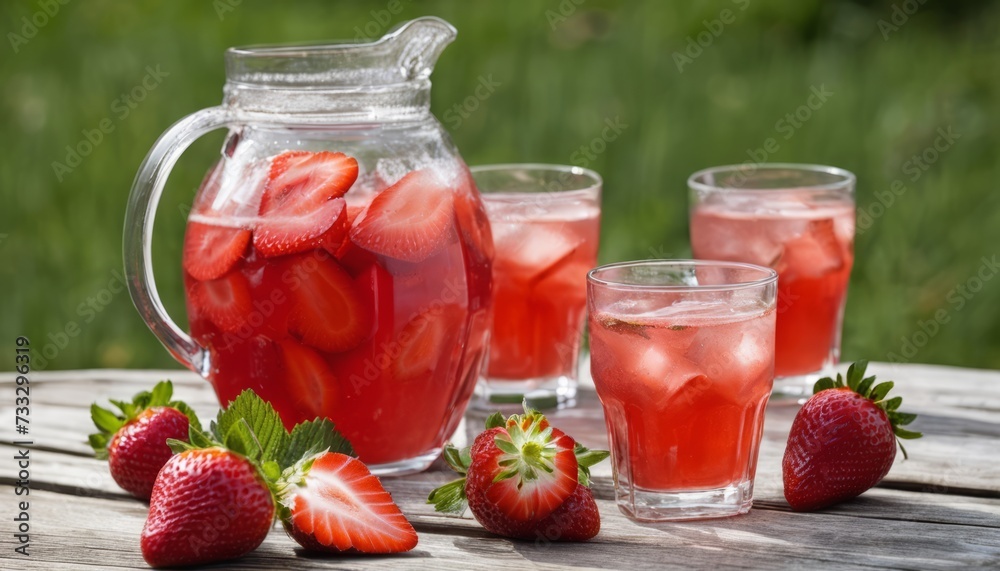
left=260, top=460, right=282, bottom=483
left=856, top=375, right=877, bottom=398
left=279, top=417, right=354, bottom=470
left=442, top=444, right=470, bottom=475
left=187, top=424, right=217, bottom=450
left=484, top=411, right=505, bottom=429
left=90, top=404, right=123, bottom=436
left=845, top=360, right=868, bottom=391
left=869, top=381, right=894, bottom=402
left=881, top=396, right=903, bottom=411
left=427, top=478, right=468, bottom=514
left=888, top=411, right=918, bottom=426
left=88, top=434, right=110, bottom=459
left=574, top=442, right=610, bottom=487
left=813, top=377, right=836, bottom=393
left=215, top=390, right=288, bottom=465
left=166, top=437, right=193, bottom=454
left=894, top=426, right=923, bottom=439
left=223, top=418, right=263, bottom=461
left=149, top=380, right=172, bottom=407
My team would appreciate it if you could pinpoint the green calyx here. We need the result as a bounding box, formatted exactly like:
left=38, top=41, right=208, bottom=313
left=88, top=380, right=201, bottom=459
left=813, top=360, right=923, bottom=458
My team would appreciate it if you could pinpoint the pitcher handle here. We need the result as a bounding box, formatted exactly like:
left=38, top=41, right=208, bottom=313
left=123, top=106, right=233, bottom=375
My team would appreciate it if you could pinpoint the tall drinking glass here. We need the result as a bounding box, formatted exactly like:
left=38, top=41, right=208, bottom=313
left=688, top=164, right=855, bottom=399
left=472, top=164, right=602, bottom=408
left=588, top=260, right=777, bottom=521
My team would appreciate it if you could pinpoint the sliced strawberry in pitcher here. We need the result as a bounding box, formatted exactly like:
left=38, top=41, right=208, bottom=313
left=319, top=200, right=350, bottom=257
left=392, top=305, right=459, bottom=382
left=350, top=169, right=456, bottom=263
left=287, top=254, right=372, bottom=353
left=277, top=339, right=336, bottom=421
left=254, top=151, right=359, bottom=257
left=189, top=271, right=253, bottom=333
left=182, top=222, right=251, bottom=281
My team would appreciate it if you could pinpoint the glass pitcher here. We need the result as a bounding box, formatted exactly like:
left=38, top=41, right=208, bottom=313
left=123, top=17, right=493, bottom=475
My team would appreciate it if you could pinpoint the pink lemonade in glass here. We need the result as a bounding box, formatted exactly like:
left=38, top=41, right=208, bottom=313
left=588, top=261, right=777, bottom=521
left=689, top=164, right=855, bottom=396
left=182, top=153, right=492, bottom=470
left=473, top=165, right=601, bottom=407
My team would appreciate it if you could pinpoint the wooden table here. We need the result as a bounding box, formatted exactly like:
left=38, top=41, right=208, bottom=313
left=2, top=362, right=999, bottom=570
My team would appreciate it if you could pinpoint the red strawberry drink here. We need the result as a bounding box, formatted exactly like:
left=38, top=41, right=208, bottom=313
left=588, top=260, right=777, bottom=521
left=472, top=165, right=601, bottom=408
left=182, top=150, right=492, bottom=473
left=688, top=164, right=855, bottom=398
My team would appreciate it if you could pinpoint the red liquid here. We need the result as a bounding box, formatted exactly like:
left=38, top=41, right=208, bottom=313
left=183, top=163, right=492, bottom=466
left=590, top=304, right=775, bottom=490
left=485, top=198, right=600, bottom=380
left=690, top=203, right=853, bottom=377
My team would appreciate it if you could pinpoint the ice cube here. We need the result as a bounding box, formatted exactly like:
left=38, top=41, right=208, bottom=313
left=778, top=219, right=845, bottom=278
left=494, top=223, right=583, bottom=279
left=632, top=344, right=708, bottom=407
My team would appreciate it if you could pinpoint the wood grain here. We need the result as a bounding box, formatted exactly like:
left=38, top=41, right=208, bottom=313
left=1, top=363, right=998, bottom=570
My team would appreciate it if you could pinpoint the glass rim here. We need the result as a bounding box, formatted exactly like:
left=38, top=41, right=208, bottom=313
left=687, top=163, right=856, bottom=194
left=587, top=259, right=778, bottom=293
left=470, top=163, right=603, bottom=195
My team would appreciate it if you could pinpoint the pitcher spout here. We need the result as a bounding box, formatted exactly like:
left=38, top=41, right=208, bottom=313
left=382, top=16, right=457, bottom=81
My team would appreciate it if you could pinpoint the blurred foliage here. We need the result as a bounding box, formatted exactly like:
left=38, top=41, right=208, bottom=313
left=1, top=0, right=998, bottom=371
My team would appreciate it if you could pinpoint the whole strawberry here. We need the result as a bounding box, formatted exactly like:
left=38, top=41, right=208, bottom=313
left=89, top=380, right=200, bottom=499
left=429, top=405, right=609, bottom=541
left=141, top=448, right=274, bottom=568
left=783, top=361, right=922, bottom=511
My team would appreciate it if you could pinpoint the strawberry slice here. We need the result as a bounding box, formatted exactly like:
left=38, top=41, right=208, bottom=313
left=254, top=151, right=359, bottom=257
left=277, top=340, right=336, bottom=421
left=286, top=254, right=372, bottom=353
left=280, top=452, right=418, bottom=554
left=350, top=169, right=456, bottom=263
left=189, top=271, right=252, bottom=333
left=182, top=222, right=250, bottom=281
left=392, top=305, right=460, bottom=382
left=319, top=201, right=350, bottom=257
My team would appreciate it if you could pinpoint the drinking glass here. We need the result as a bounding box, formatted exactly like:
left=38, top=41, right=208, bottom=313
left=472, top=164, right=602, bottom=408
left=688, top=164, right=855, bottom=399
left=588, top=260, right=777, bottom=521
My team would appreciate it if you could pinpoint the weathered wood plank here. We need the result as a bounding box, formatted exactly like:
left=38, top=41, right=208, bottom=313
left=4, top=485, right=1000, bottom=570
left=1, top=364, right=999, bottom=569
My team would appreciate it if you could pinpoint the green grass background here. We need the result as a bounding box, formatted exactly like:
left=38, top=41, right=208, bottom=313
left=2, top=0, right=998, bottom=372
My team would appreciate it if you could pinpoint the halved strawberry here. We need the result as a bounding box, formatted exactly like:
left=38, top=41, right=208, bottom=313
left=189, top=271, right=253, bottom=333
left=277, top=340, right=336, bottom=421
left=392, top=305, right=460, bottom=382
left=280, top=452, right=418, bottom=554
left=254, top=151, right=359, bottom=257
left=183, top=222, right=250, bottom=281
left=350, top=169, right=456, bottom=263
left=454, top=171, right=494, bottom=263
left=428, top=406, right=609, bottom=541
left=286, top=254, right=372, bottom=353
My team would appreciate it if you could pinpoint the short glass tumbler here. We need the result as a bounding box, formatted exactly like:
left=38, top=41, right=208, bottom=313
left=588, top=260, right=777, bottom=521
left=689, top=164, right=855, bottom=399
left=473, top=164, right=602, bottom=409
